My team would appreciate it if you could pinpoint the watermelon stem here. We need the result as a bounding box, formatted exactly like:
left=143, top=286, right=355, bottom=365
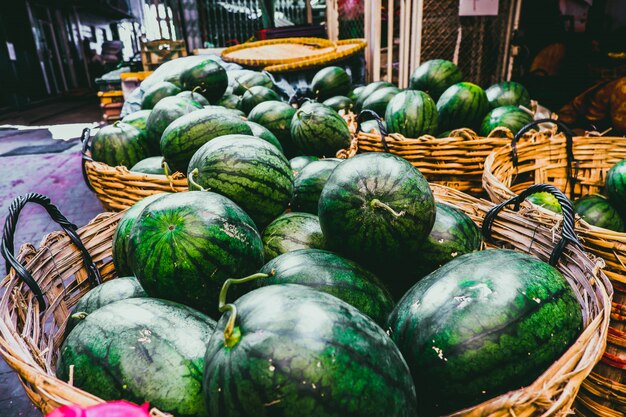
left=70, top=312, right=88, bottom=320
left=113, top=120, right=121, bottom=127
left=370, top=199, right=406, bottom=217
left=161, top=159, right=171, bottom=178
left=188, top=168, right=205, bottom=191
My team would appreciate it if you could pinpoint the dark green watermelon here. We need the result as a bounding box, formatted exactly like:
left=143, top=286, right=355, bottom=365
left=362, top=86, right=401, bottom=118
left=291, top=104, right=351, bottom=157
left=385, top=90, right=439, bottom=137
left=291, top=158, right=342, bottom=214
left=360, top=119, right=385, bottom=134
left=91, top=122, right=151, bottom=168
left=240, top=85, right=281, bottom=114
left=58, top=298, right=215, bottom=417
left=526, top=192, right=564, bottom=214
left=130, top=156, right=165, bottom=175
left=574, top=195, right=624, bottom=231
left=606, top=159, right=626, bottom=213
left=128, top=191, right=264, bottom=316
left=248, top=100, right=298, bottom=157
left=121, top=110, right=151, bottom=132
left=322, top=95, right=353, bottom=112
left=216, top=94, right=241, bottom=109
left=246, top=121, right=284, bottom=152
left=146, top=96, right=202, bottom=153
left=350, top=85, right=366, bottom=101
left=187, top=135, right=294, bottom=229
left=232, top=70, right=273, bottom=95
left=354, top=81, right=395, bottom=112
left=319, top=153, right=436, bottom=275
left=409, top=59, right=463, bottom=101
left=289, top=155, right=318, bottom=177
left=176, top=89, right=210, bottom=106
left=203, top=284, right=417, bottom=417
left=261, top=213, right=326, bottom=260
left=480, top=105, right=534, bottom=136
left=203, top=105, right=245, bottom=118
left=141, top=81, right=181, bottom=109
left=311, top=66, right=351, bottom=101
left=436, top=82, right=490, bottom=132
left=388, top=249, right=582, bottom=415
left=112, top=193, right=170, bottom=276
left=486, top=81, right=531, bottom=109
left=160, top=109, right=252, bottom=173
left=180, top=59, right=228, bottom=103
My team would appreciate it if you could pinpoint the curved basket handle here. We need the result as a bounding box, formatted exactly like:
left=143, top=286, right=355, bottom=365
left=80, top=128, right=95, bottom=192
left=1, top=193, right=102, bottom=310
left=481, top=184, right=582, bottom=266
left=356, top=110, right=389, bottom=153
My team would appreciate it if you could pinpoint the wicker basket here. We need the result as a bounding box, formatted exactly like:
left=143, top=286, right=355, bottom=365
left=0, top=183, right=611, bottom=416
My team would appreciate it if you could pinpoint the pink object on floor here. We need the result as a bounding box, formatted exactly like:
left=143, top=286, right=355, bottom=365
left=46, top=401, right=150, bottom=417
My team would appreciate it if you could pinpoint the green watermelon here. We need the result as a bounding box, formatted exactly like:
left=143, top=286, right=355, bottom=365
left=311, top=66, right=351, bottom=101
left=387, top=249, right=582, bottom=415
left=91, top=122, right=151, bottom=168
left=58, top=298, right=215, bottom=417
left=187, top=135, right=294, bottom=229
left=160, top=109, right=252, bottom=173
left=176, top=89, right=210, bottom=106
left=112, top=193, right=170, bottom=276
left=291, top=158, right=342, bottom=214
left=322, top=95, right=353, bottom=113
left=291, top=104, right=351, bottom=157
left=146, top=96, right=202, bottom=153
left=480, top=105, right=534, bottom=136
left=203, top=105, right=245, bottom=118
left=354, top=81, right=395, bottom=112
left=289, top=155, right=318, bottom=177
left=180, top=59, right=228, bottom=103
left=437, top=82, right=490, bottom=132
left=351, top=85, right=366, bottom=100
left=141, top=81, right=181, bottom=109
left=121, top=110, right=151, bottom=132
left=486, top=81, right=531, bottom=109
left=385, top=90, right=439, bottom=137
left=240, top=85, right=281, bottom=114
left=216, top=93, right=241, bottom=110
left=574, top=195, right=624, bottom=231
left=128, top=191, right=264, bottom=316
left=409, top=59, right=463, bottom=101
left=362, top=86, right=401, bottom=117
left=130, top=156, right=165, bottom=175
left=261, top=212, right=326, bottom=260
left=246, top=121, right=284, bottom=152
left=203, top=284, right=418, bottom=417
left=248, top=100, right=298, bottom=157
left=319, top=153, right=436, bottom=276
left=360, top=119, right=385, bottom=134
left=232, top=70, right=273, bottom=95
left=526, top=192, right=564, bottom=214
left=606, top=159, right=626, bottom=214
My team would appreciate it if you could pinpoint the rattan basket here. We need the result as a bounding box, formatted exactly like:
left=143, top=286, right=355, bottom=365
left=0, top=183, right=611, bottom=416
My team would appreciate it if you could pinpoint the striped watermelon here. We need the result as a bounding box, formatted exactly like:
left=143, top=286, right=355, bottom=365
left=141, top=81, right=181, bottom=109
left=574, top=195, right=624, bottom=231
left=246, top=121, right=284, bottom=152
left=291, top=104, right=351, bottom=157
left=248, top=100, right=298, bottom=157
left=216, top=94, right=241, bottom=110
left=360, top=119, right=385, bottom=134
left=362, top=86, right=401, bottom=117
left=187, top=135, right=294, bottom=229
left=121, top=110, right=151, bottom=132
left=232, top=70, right=273, bottom=95
left=486, top=81, right=531, bottom=108
left=91, top=122, right=151, bottom=168
left=480, top=105, right=534, bottom=136
left=409, top=59, right=463, bottom=101
left=291, top=158, right=342, bottom=214
left=240, top=86, right=281, bottom=114
left=322, top=95, right=354, bottom=112
left=526, top=192, right=563, bottom=214
left=130, top=156, right=165, bottom=175
left=606, top=159, right=626, bottom=214
left=385, top=90, right=438, bottom=137
left=261, top=212, right=326, bottom=260
left=202, top=105, right=245, bottom=118
left=289, top=155, right=318, bottom=177
left=354, top=81, right=395, bottom=112
left=436, top=82, right=490, bottom=132
left=176, top=90, right=210, bottom=106
left=311, top=66, right=352, bottom=100
left=146, top=96, right=202, bottom=153
left=180, top=59, right=228, bottom=103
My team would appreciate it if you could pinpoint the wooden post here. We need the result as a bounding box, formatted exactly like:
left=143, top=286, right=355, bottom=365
left=386, top=0, right=394, bottom=82
left=372, top=0, right=382, bottom=82
left=326, top=0, right=339, bottom=41
left=306, top=0, right=313, bottom=24
left=401, top=0, right=411, bottom=88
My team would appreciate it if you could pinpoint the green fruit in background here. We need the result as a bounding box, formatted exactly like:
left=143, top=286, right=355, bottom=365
left=91, top=122, right=151, bottom=168
left=240, top=85, right=281, bottom=114
left=216, top=93, right=241, bottom=109
left=362, top=86, right=401, bottom=118
left=177, top=89, right=211, bottom=106
left=385, top=90, right=438, bottom=138
left=311, top=66, right=352, bottom=101
left=261, top=212, right=326, bottom=260
left=291, top=158, right=342, bottom=214
left=606, top=159, right=626, bottom=214
left=246, top=121, right=284, bottom=152
left=142, top=81, right=181, bottom=109
left=408, top=59, right=463, bottom=101
left=480, top=105, right=534, bottom=136
left=130, top=156, right=166, bottom=175
left=526, top=192, right=563, bottom=214
left=437, top=82, right=490, bottom=132
left=180, top=59, right=228, bottom=103
left=354, top=81, right=395, bottom=112
left=322, top=95, right=353, bottom=112
left=289, top=155, right=318, bottom=177
left=486, top=81, right=532, bottom=109
left=248, top=100, right=298, bottom=158
left=291, top=104, right=351, bottom=157
left=146, top=96, right=202, bottom=153
left=574, top=195, right=624, bottom=232
left=121, top=110, right=152, bottom=132
left=232, top=70, right=273, bottom=95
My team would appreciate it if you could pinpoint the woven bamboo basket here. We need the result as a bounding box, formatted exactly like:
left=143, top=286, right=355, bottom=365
left=0, top=182, right=611, bottom=416
left=482, top=119, right=626, bottom=416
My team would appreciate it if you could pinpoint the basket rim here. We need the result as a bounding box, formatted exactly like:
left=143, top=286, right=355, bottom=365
left=221, top=37, right=337, bottom=67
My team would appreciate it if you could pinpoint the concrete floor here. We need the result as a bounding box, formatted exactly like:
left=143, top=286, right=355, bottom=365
left=0, top=96, right=105, bottom=417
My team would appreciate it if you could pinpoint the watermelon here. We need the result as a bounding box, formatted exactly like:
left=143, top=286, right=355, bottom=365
left=203, top=105, right=245, bottom=118
left=385, top=90, right=438, bottom=137
left=58, top=298, right=215, bottom=417
left=232, top=70, right=273, bottom=95
left=291, top=158, right=342, bottom=214
left=180, top=59, right=228, bottom=103
left=240, top=85, right=281, bottom=114
left=187, top=135, right=294, bottom=229
left=319, top=153, right=436, bottom=275
left=203, top=284, right=418, bottom=417
left=574, top=195, right=624, bottom=231
left=606, top=159, right=626, bottom=213
left=216, top=93, right=241, bottom=109
left=408, top=59, right=463, bottom=101
left=160, top=109, right=252, bottom=173
left=486, top=81, right=531, bottom=109
left=387, top=249, right=582, bottom=415
left=141, top=81, right=181, bottom=109
left=257, top=249, right=393, bottom=325
left=291, top=104, right=351, bottom=157
left=176, top=89, right=210, bottom=106
left=289, top=155, right=318, bottom=177
left=130, top=156, right=165, bottom=175
left=362, top=86, right=401, bottom=117
left=311, top=66, right=351, bottom=101
left=261, top=212, right=326, bottom=260
left=437, top=82, right=490, bottom=132
left=121, top=110, right=151, bottom=132
left=91, top=122, right=150, bottom=168
left=246, top=121, right=284, bottom=152
left=351, top=85, right=366, bottom=100
left=128, top=191, right=264, bottom=316
left=480, top=105, right=534, bottom=136
left=248, top=100, right=298, bottom=157
left=112, top=193, right=170, bottom=276
left=354, top=81, right=395, bottom=112
left=146, top=96, right=202, bottom=153
left=360, top=119, right=385, bottom=134
left=526, top=192, right=563, bottom=214
left=322, top=95, right=353, bottom=113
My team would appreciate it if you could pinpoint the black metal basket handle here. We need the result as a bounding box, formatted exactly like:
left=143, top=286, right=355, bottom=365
left=1, top=193, right=102, bottom=310
left=356, top=110, right=389, bottom=153
left=80, top=127, right=95, bottom=192
left=482, top=184, right=582, bottom=266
